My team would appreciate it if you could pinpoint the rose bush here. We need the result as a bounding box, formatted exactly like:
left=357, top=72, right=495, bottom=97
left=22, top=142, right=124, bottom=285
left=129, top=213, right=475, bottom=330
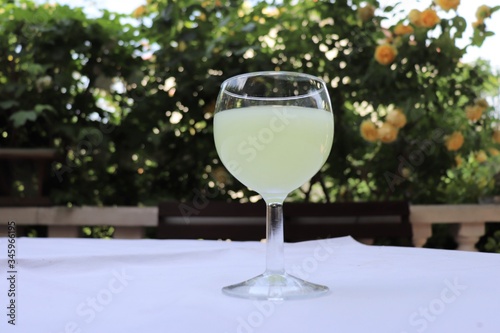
left=1, top=0, right=499, bottom=208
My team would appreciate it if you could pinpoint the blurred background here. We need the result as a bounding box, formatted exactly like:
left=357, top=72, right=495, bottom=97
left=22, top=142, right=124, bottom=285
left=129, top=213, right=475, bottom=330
left=1, top=0, right=500, bottom=249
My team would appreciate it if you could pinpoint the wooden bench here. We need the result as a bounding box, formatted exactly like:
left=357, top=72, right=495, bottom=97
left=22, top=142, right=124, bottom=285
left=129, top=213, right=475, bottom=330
left=157, top=201, right=412, bottom=242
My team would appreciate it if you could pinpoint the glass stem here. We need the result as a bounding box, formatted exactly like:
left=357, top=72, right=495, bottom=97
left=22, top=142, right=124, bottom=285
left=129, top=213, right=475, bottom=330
left=265, top=201, right=285, bottom=275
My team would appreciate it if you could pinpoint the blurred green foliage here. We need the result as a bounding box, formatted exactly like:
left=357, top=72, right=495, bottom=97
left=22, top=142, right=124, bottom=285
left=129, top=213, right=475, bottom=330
left=484, top=229, right=500, bottom=253
left=0, top=1, right=144, bottom=204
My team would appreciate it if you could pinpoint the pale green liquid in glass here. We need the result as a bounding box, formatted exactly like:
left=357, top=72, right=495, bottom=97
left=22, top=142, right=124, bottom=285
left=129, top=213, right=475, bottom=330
left=214, top=105, right=333, bottom=201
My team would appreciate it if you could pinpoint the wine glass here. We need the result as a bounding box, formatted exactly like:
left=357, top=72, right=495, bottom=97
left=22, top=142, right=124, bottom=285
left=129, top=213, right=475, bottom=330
left=213, top=71, right=334, bottom=300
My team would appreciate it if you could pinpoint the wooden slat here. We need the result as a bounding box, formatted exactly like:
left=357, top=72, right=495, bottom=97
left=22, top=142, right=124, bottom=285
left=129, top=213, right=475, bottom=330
left=37, top=206, right=158, bottom=226
left=1, top=206, right=157, bottom=227
left=158, top=201, right=411, bottom=242
left=0, top=148, right=57, bottom=159
left=284, top=201, right=409, bottom=217
left=285, top=222, right=412, bottom=242
left=159, top=201, right=265, bottom=217
left=0, top=196, right=51, bottom=207
left=159, top=201, right=409, bottom=218
left=156, top=224, right=264, bottom=241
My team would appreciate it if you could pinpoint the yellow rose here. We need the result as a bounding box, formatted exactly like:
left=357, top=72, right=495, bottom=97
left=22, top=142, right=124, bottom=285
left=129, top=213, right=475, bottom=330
left=465, top=105, right=484, bottom=122
left=386, top=109, right=407, bottom=129
left=476, top=5, right=491, bottom=20
left=435, top=0, right=460, bottom=11
left=357, top=4, right=376, bottom=22
left=177, top=41, right=187, bottom=52
left=360, top=120, right=379, bottom=142
left=378, top=122, right=399, bottom=143
left=132, top=5, right=146, bottom=18
left=374, top=44, right=398, bottom=65
left=409, top=9, right=422, bottom=26
left=211, top=166, right=230, bottom=184
left=475, top=150, right=488, bottom=163
left=488, top=148, right=500, bottom=156
left=492, top=130, right=500, bottom=144
left=445, top=131, right=464, bottom=151
left=394, top=24, right=414, bottom=36
left=419, top=9, right=440, bottom=28
left=474, top=98, right=489, bottom=109
left=455, top=155, right=463, bottom=167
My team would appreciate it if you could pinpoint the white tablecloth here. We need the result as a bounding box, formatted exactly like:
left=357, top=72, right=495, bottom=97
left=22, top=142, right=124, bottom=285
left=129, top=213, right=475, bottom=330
left=1, top=236, right=499, bottom=333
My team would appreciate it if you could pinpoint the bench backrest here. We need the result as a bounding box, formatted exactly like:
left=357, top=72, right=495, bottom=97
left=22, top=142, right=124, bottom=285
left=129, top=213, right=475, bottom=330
left=157, top=201, right=411, bottom=242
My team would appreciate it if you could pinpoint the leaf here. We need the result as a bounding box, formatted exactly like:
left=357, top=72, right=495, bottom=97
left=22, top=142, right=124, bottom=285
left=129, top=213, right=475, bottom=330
left=451, top=16, right=466, bottom=39
left=34, top=104, right=56, bottom=113
left=241, top=22, right=256, bottom=33
left=0, top=100, right=19, bottom=109
left=161, top=3, right=175, bottom=25
left=383, top=2, right=401, bottom=13
left=9, top=110, right=38, bottom=128
left=218, top=16, right=231, bottom=28
left=26, top=63, right=46, bottom=75
left=179, top=30, right=197, bottom=42
left=471, top=28, right=487, bottom=47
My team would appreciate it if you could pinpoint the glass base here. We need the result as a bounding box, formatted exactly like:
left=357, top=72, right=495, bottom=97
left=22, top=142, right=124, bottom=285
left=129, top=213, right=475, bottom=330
left=222, top=272, right=329, bottom=300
